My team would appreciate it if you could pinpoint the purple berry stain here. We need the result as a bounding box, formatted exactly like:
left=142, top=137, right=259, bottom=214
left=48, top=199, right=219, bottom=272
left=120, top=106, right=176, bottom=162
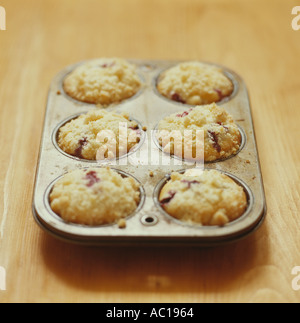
left=171, top=93, right=186, bottom=104
left=74, top=137, right=88, bottom=158
left=160, top=191, right=177, bottom=205
left=176, top=111, right=190, bottom=118
left=207, top=130, right=221, bottom=153
left=214, top=88, right=225, bottom=101
left=85, top=171, right=100, bottom=187
left=181, top=180, right=200, bottom=188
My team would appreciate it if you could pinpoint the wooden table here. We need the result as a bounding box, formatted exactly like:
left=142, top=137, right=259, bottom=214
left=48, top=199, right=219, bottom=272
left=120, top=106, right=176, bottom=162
left=0, top=0, right=299, bottom=303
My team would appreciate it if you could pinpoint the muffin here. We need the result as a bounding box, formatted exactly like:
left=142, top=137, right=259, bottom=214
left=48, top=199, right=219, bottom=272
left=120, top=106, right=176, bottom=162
left=63, top=58, right=141, bottom=106
left=159, top=169, right=248, bottom=226
left=156, top=103, right=241, bottom=162
left=157, top=61, right=233, bottom=105
left=57, top=109, right=142, bottom=160
left=50, top=168, right=141, bottom=226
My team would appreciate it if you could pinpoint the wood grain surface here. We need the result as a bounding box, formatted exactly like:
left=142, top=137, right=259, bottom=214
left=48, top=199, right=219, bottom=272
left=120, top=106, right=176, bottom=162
left=0, top=0, right=299, bottom=303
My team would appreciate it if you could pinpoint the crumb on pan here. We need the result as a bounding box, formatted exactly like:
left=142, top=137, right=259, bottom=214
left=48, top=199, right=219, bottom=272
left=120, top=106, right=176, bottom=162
left=118, top=219, right=127, bottom=229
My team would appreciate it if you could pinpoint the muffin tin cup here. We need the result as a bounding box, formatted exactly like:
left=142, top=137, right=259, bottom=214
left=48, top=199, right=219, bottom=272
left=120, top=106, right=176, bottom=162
left=153, top=63, right=240, bottom=107
left=43, top=168, right=146, bottom=229
left=153, top=168, right=254, bottom=230
left=52, top=113, right=147, bottom=164
left=60, top=61, right=146, bottom=108
left=32, top=59, right=267, bottom=247
left=152, top=122, right=247, bottom=165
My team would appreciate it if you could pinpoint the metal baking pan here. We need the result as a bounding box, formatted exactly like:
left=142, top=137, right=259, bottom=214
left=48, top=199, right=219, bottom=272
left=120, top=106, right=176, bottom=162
left=32, top=59, right=267, bottom=247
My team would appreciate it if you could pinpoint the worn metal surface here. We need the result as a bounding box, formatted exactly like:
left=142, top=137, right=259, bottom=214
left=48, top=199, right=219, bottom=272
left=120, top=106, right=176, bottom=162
left=32, top=59, right=267, bottom=246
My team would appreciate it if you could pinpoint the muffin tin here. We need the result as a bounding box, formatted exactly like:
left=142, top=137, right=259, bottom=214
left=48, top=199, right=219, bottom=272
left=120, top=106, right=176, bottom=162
left=32, top=59, right=267, bottom=246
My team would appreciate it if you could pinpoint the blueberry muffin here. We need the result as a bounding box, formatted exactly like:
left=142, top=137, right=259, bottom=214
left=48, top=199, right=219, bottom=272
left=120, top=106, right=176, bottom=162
left=156, top=103, right=241, bottom=162
left=50, top=168, right=141, bottom=226
left=63, top=58, right=141, bottom=106
left=57, top=109, right=142, bottom=160
left=159, top=169, right=248, bottom=226
left=157, top=61, right=233, bottom=105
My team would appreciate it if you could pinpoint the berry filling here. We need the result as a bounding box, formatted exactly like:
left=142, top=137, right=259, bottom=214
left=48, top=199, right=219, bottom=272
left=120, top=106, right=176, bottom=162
left=181, top=180, right=200, bottom=188
left=171, top=92, right=186, bottom=104
left=129, top=125, right=139, bottom=130
left=217, top=122, right=229, bottom=132
left=85, top=171, right=100, bottom=187
left=101, top=62, right=115, bottom=68
left=129, top=126, right=142, bottom=140
left=160, top=190, right=177, bottom=205
left=74, top=137, right=88, bottom=158
left=207, top=130, right=221, bottom=153
left=176, top=111, right=190, bottom=118
left=214, top=88, right=225, bottom=101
